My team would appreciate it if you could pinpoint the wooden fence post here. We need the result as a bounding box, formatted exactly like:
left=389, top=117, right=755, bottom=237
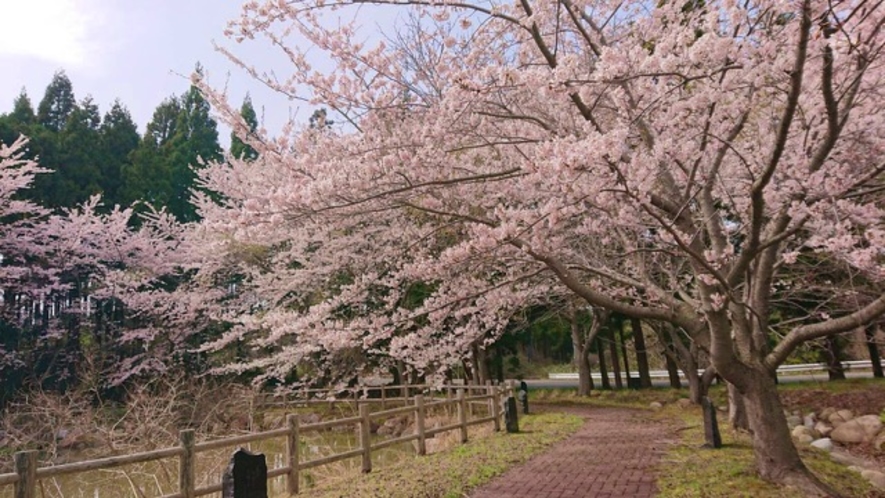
left=381, top=385, right=387, bottom=410
left=179, top=429, right=196, bottom=498
left=287, top=414, right=300, bottom=494
left=14, top=451, right=37, bottom=498
left=468, top=385, right=475, bottom=418
left=446, top=386, right=453, bottom=418
left=359, top=404, right=372, bottom=473
left=488, top=383, right=500, bottom=432
left=415, top=395, right=427, bottom=456
left=457, top=389, right=468, bottom=443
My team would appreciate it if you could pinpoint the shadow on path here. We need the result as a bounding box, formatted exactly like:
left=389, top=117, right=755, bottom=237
left=469, top=404, right=675, bottom=498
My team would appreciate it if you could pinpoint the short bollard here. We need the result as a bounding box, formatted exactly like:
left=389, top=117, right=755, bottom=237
left=504, top=396, right=519, bottom=433
left=222, top=448, right=268, bottom=498
left=518, top=380, right=529, bottom=414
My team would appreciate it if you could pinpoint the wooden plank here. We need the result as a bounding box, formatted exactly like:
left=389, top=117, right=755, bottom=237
left=287, top=414, right=299, bottom=495
left=359, top=404, right=372, bottom=473
left=370, top=404, right=417, bottom=419
left=299, top=448, right=364, bottom=470
left=14, top=451, right=36, bottom=498
left=458, top=389, right=469, bottom=443
left=268, top=466, right=291, bottom=479
left=490, top=384, right=501, bottom=432
left=467, top=415, right=496, bottom=427
left=193, top=481, right=223, bottom=497
left=0, top=473, right=19, bottom=486
left=415, top=395, right=426, bottom=456
left=179, top=429, right=195, bottom=498
left=36, top=447, right=182, bottom=478
left=370, top=432, right=419, bottom=451
left=194, top=427, right=289, bottom=452
left=302, top=415, right=361, bottom=432
left=424, top=422, right=464, bottom=437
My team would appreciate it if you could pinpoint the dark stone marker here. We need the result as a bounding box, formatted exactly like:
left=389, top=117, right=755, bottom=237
left=626, top=376, right=641, bottom=389
left=518, top=380, right=529, bottom=414
left=222, top=448, right=268, bottom=498
left=701, top=397, right=722, bottom=449
left=504, top=396, right=519, bottom=433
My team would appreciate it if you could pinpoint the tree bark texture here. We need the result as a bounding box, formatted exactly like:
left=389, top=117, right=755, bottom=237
left=631, top=318, right=653, bottom=388
left=865, top=324, right=883, bottom=378
left=596, top=336, right=611, bottom=390
left=823, top=336, right=846, bottom=381
left=608, top=333, right=623, bottom=389
left=741, top=369, right=839, bottom=496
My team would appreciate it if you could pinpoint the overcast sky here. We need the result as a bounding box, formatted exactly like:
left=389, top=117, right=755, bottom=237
left=0, top=0, right=309, bottom=143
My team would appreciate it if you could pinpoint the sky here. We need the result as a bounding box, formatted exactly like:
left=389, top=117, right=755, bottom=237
left=0, top=0, right=308, bottom=144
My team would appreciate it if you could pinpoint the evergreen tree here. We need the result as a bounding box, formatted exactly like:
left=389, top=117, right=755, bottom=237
left=99, top=101, right=139, bottom=206
left=37, top=71, right=76, bottom=132
left=53, top=96, right=104, bottom=207
left=230, top=95, right=259, bottom=161
left=10, top=89, right=36, bottom=126
left=166, top=65, right=222, bottom=221
left=121, top=97, right=181, bottom=208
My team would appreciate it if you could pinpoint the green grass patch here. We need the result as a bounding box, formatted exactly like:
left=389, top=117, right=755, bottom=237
left=653, top=406, right=875, bottom=497
left=298, top=412, right=583, bottom=498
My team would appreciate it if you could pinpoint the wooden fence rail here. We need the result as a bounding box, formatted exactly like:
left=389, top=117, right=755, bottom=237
left=1, top=383, right=510, bottom=498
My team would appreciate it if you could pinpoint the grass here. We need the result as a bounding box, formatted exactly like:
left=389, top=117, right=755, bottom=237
left=655, top=405, right=877, bottom=497
left=294, top=412, right=583, bottom=498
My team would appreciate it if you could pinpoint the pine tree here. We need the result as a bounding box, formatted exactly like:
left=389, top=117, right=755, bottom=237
left=11, top=89, right=36, bottom=126
left=53, top=96, right=104, bottom=207
left=120, top=97, right=181, bottom=208
left=99, top=101, right=139, bottom=206
left=166, top=65, right=222, bottom=221
left=230, top=95, right=259, bottom=161
left=37, top=71, right=76, bottom=132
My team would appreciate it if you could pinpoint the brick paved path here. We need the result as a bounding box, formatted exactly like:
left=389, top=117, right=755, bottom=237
left=469, top=406, right=673, bottom=498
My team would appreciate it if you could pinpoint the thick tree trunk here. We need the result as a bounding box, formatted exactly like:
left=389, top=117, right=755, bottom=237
left=742, top=369, right=840, bottom=496
left=728, top=383, right=750, bottom=432
left=608, top=334, right=623, bottom=389
left=865, top=324, right=884, bottom=378
left=631, top=318, right=653, bottom=388
left=571, top=324, right=594, bottom=396
left=577, top=353, right=594, bottom=396
left=597, top=336, right=611, bottom=389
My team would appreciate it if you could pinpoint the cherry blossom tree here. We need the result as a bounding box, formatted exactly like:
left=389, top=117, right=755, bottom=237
left=192, top=0, right=885, bottom=492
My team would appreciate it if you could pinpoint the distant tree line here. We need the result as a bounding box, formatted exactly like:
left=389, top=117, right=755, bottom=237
left=0, top=67, right=258, bottom=220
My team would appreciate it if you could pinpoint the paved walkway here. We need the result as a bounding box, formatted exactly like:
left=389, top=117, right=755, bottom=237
left=469, top=405, right=673, bottom=498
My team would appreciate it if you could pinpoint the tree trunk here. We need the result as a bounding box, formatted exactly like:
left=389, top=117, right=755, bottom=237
left=741, top=369, right=840, bottom=496
left=608, top=334, right=623, bottom=389
left=728, top=383, right=750, bottom=432
left=577, top=353, right=594, bottom=396
left=632, top=318, right=653, bottom=388
left=665, top=352, right=682, bottom=388
left=865, top=324, right=884, bottom=378
left=619, top=325, right=632, bottom=386
left=597, top=336, right=611, bottom=389
left=823, top=336, right=846, bottom=381
left=571, top=318, right=594, bottom=396
left=685, top=355, right=703, bottom=404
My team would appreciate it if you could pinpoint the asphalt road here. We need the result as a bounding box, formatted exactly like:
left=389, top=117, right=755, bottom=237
left=524, top=370, right=880, bottom=390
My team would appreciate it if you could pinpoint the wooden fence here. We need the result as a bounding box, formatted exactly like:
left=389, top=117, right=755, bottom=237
left=0, top=383, right=508, bottom=498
